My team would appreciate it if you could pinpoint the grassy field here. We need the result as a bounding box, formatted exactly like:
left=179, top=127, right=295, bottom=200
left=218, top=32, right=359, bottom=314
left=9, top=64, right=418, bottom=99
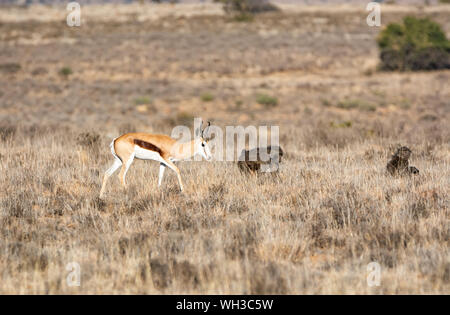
left=0, top=3, right=449, bottom=294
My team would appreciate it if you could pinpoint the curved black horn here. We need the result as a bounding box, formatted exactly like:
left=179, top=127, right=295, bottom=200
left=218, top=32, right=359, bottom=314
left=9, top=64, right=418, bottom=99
left=201, top=121, right=211, bottom=138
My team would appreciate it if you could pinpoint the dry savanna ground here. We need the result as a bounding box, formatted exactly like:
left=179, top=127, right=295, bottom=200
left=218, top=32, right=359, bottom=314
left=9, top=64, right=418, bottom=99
left=0, top=3, right=449, bottom=294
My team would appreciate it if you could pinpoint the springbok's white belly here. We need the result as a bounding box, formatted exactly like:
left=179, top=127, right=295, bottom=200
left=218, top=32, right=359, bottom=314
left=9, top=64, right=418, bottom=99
left=134, top=145, right=165, bottom=162
left=134, top=146, right=181, bottom=164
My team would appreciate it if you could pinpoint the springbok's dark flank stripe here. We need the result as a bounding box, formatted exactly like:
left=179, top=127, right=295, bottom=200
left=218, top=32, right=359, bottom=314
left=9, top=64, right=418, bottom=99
left=133, top=139, right=163, bottom=155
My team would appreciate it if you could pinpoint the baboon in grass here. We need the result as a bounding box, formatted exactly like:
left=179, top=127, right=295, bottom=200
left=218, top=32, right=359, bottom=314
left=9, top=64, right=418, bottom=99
left=237, top=146, right=284, bottom=174
left=387, top=146, right=419, bottom=175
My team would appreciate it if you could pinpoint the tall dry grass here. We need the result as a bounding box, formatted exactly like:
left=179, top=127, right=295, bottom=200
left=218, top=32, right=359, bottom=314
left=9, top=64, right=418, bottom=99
left=0, top=124, right=448, bottom=294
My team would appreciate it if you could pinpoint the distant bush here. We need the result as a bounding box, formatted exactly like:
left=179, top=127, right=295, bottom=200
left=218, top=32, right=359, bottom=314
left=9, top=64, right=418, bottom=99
left=330, top=121, right=352, bottom=129
left=175, top=112, right=195, bottom=127
left=134, top=96, right=152, bottom=105
left=0, top=123, right=16, bottom=141
left=59, top=67, right=73, bottom=77
left=256, top=94, right=278, bottom=107
left=232, top=13, right=254, bottom=22
left=336, top=99, right=376, bottom=112
left=31, top=67, right=48, bottom=76
left=76, top=132, right=100, bottom=150
left=377, top=16, right=450, bottom=71
left=215, top=0, right=278, bottom=20
left=200, top=93, right=214, bottom=102
left=0, top=63, right=21, bottom=74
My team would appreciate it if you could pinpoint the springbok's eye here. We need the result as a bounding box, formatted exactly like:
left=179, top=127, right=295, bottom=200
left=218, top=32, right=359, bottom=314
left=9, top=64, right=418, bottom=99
left=201, top=143, right=205, bottom=147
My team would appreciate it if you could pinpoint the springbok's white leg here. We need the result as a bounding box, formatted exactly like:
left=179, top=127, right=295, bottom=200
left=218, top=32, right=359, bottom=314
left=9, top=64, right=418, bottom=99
left=100, top=158, right=122, bottom=198
left=158, top=163, right=166, bottom=187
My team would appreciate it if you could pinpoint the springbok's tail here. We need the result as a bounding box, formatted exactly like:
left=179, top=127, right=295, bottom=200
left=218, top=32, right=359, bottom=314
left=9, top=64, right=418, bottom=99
left=110, top=137, right=122, bottom=162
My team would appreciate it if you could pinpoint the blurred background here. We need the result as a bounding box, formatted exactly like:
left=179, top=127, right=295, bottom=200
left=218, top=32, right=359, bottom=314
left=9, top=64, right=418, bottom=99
left=0, top=0, right=448, bottom=141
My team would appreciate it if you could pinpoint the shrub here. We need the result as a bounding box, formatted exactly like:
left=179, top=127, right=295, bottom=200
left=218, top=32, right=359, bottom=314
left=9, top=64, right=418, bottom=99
left=256, top=94, right=278, bottom=107
left=214, top=0, right=278, bottom=20
left=0, top=63, right=21, bottom=74
left=175, top=112, right=195, bottom=127
left=134, top=96, right=151, bottom=105
left=377, top=16, right=450, bottom=71
left=232, top=13, right=254, bottom=22
left=200, top=93, right=214, bottom=102
left=330, top=121, right=352, bottom=128
left=76, top=132, right=101, bottom=151
left=31, top=67, right=48, bottom=76
left=336, top=99, right=376, bottom=112
left=59, top=67, right=73, bottom=77
left=0, top=123, right=16, bottom=141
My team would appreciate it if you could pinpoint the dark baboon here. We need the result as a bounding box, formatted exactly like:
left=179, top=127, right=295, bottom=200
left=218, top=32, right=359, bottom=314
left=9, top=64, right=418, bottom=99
left=387, top=146, right=419, bottom=175
left=237, top=146, right=284, bottom=174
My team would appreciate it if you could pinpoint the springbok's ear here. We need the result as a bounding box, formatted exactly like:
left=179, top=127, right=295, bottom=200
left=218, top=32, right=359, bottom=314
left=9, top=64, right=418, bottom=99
left=195, top=126, right=201, bottom=137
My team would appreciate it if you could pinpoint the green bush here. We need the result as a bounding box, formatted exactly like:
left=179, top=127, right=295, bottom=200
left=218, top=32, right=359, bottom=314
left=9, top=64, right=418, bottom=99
left=0, top=63, right=21, bottom=74
left=134, top=96, right=151, bottom=105
left=377, top=16, right=450, bottom=71
left=214, top=0, right=278, bottom=16
left=256, top=94, right=278, bottom=107
left=200, top=93, right=214, bottom=102
left=175, top=112, right=195, bottom=127
left=336, top=99, right=376, bottom=112
left=59, top=67, right=73, bottom=77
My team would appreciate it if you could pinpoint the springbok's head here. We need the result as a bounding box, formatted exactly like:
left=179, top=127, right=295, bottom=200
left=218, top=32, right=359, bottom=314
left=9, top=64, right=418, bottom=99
left=194, top=121, right=213, bottom=161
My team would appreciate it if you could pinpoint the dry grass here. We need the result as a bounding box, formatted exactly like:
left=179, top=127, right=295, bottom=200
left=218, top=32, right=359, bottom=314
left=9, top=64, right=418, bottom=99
left=0, top=4, right=449, bottom=294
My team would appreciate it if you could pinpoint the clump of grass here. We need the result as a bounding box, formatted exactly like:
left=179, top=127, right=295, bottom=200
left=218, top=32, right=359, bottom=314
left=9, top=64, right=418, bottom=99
left=233, top=13, right=254, bottom=22
left=200, top=93, right=214, bottom=102
left=59, top=67, right=73, bottom=77
left=320, top=99, right=332, bottom=107
left=358, top=102, right=377, bottom=112
left=215, top=0, right=278, bottom=22
left=31, top=67, right=48, bottom=76
left=0, top=123, right=16, bottom=141
left=336, top=99, right=358, bottom=110
left=250, top=262, right=287, bottom=294
left=336, top=99, right=376, bottom=112
left=3, top=191, right=37, bottom=224
left=256, top=94, right=278, bottom=107
left=134, top=96, right=152, bottom=105
left=231, top=100, right=244, bottom=111
left=76, top=132, right=101, bottom=151
left=173, top=111, right=195, bottom=127
left=330, top=121, right=352, bottom=128
left=0, top=63, right=21, bottom=74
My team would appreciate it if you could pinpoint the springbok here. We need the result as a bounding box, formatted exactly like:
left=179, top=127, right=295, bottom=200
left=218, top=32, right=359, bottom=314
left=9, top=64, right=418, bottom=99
left=99, top=121, right=212, bottom=198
